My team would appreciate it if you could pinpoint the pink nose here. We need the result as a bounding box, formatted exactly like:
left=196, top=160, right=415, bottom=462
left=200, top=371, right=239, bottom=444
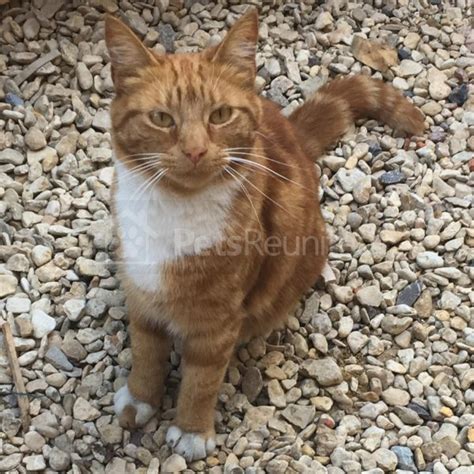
left=184, top=147, right=207, bottom=165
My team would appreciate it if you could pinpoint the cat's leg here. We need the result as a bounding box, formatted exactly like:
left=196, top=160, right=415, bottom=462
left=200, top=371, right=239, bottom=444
left=114, top=318, right=171, bottom=429
left=166, top=320, right=240, bottom=462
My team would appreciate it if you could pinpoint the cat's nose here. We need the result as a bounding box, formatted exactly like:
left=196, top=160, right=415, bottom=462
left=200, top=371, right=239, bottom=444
left=184, top=147, right=207, bottom=165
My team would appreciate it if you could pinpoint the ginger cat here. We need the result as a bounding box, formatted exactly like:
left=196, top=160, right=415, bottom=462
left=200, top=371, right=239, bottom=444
left=105, top=10, right=424, bottom=462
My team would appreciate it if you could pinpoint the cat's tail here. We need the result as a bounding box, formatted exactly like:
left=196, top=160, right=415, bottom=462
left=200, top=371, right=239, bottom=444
left=289, top=75, right=425, bottom=161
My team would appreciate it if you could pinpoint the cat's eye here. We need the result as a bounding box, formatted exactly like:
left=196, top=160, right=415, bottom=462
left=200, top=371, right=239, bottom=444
left=150, top=110, right=175, bottom=128
left=210, top=106, right=233, bottom=125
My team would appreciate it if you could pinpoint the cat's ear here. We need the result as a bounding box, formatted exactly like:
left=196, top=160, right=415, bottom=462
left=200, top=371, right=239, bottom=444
left=105, top=15, right=158, bottom=91
left=206, top=9, right=258, bottom=87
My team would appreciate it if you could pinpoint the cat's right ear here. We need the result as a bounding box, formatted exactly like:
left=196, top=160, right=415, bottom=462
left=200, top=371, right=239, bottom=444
left=105, top=15, right=158, bottom=92
left=205, top=9, right=258, bottom=89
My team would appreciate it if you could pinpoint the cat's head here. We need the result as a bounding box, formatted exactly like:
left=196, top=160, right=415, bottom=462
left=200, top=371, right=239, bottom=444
left=105, top=10, right=261, bottom=193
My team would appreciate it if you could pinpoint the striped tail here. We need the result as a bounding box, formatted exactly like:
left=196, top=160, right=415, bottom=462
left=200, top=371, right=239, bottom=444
left=289, top=75, right=425, bottom=161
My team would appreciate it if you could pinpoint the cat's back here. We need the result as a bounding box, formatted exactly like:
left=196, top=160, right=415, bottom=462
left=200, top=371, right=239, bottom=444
left=258, top=98, right=316, bottom=168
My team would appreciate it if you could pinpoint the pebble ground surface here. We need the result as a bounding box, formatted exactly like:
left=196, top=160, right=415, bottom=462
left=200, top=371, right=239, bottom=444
left=0, top=0, right=473, bottom=473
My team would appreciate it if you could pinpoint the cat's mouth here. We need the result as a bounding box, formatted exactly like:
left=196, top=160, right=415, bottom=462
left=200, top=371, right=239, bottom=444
left=160, top=159, right=232, bottom=192
left=119, top=152, right=240, bottom=193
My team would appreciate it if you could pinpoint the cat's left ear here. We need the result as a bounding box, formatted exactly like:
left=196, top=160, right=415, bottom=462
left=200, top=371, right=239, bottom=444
left=105, top=15, right=158, bottom=92
left=206, top=9, right=258, bottom=87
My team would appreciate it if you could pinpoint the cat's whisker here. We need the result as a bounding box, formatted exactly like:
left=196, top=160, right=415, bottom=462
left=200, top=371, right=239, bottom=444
left=130, top=168, right=167, bottom=201
left=121, top=156, right=166, bottom=164
left=225, top=150, right=302, bottom=169
left=113, top=162, right=158, bottom=179
left=226, top=156, right=313, bottom=192
left=113, top=162, right=161, bottom=184
left=229, top=167, right=292, bottom=216
left=137, top=168, right=168, bottom=202
left=120, top=158, right=166, bottom=168
left=131, top=169, right=167, bottom=202
left=224, top=166, right=263, bottom=231
left=224, top=147, right=266, bottom=151
left=119, top=152, right=167, bottom=160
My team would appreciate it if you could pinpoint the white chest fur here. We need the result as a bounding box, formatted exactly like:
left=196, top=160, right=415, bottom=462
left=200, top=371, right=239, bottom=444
left=114, top=161, right=236, bottom=291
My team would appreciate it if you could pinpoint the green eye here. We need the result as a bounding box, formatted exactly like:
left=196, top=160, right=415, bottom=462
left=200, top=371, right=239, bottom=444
left=150, top=111, right=175, bottom=128
left=210, top=106, right=233, bottom=125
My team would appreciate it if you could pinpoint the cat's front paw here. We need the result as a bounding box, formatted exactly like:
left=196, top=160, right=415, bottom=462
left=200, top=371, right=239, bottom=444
left=114, top=384, right=156, bottom=429
left=166, top=425, right=216, bottom=462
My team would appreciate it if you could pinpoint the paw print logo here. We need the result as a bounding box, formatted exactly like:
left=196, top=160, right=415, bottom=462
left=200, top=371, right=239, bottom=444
left=117, top=207, right=157, bottom=265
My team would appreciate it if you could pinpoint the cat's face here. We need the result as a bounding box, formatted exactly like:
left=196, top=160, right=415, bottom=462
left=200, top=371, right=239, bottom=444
left=106, top=11, right=261, bottom=193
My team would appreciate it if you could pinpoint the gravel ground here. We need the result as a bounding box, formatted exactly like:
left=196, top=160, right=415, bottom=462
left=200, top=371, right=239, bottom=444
left=0, top=0, right=473, bottom=473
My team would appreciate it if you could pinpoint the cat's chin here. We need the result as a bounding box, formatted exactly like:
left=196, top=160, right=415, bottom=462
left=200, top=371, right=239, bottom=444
left=161, top=168, right=231, bottom=194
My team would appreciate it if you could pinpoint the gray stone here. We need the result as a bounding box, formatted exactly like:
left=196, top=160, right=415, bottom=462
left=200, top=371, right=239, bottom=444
left=433, top=176, right=455, bottom=198
left=241, top=367, right=263, bottom=403
left=358, top=224, right=377, bottom=243
left=98, top=424, right=123, bottom=444
left=63, top=299, right=86, bottom=322
left=266, top=459, right=289, bottom=474
left=6, top=296, right=31, bottom=313
left=0, top=275, right=18, bottom=297
left=396, top=281, right=422, bottom=307
left=392, top=446, right=416, bottom=471
left=0, top=453, right=22, bottom=471
left=382, top=387, right=410, bottom=406
left=347, top=331, right=369, bottom=354
left=31, top=309, right=56, bottom=338
left=301, top=358, right=343, bottom=386
left=25, top=127, right=47, bottom=150
left=309, top=333, right=328, bottom=354
left=416, top=252, right=444, bottom=269
left=438, top=436, right=461, bottom=458
left=76, top=257, right=110, bottom=277
left=429, top=81, right=451, bottom=100
left=6, top=254, right=29, bottom=272
left=162, top=454, right=186, bottom=472
left=439, top=291, right=461, bottom=310
left=356, top=286, right=383, bottom=307
left=398, top=59, right=423, bottom=77
left=315, top=11, right=333, bottom=30
left=373, top=448, right=398, bottom=471
left=49, top=447, right=71, bottom=471
left=266, top=58, right=281, bottom=77
left=380, top=230, right=408, bottom=245
left=76, top=62, right=93, bottom=90
left=92, top=109, right=110, bottom=132
left=45, top=346, right=74, bottom=371
left=31, top=245, right=53, bottom=266
left=24, top=431, right=46, bottom=452
left=24, top=455, right=46, bottom=471
left=381, top=316, right=412, bottom=335
left=281, top=404, right=315, bottom=429
left=158, top=23, right=176, bottom=52
left=336, top=168, right=367, bottom=193
left=73, top=397, right=101, bottom=421
left=23, top=17, right=41, bottom=39
left=0, top=148, right=24, bottom=165
left=267, top=379, right=286, bottom=408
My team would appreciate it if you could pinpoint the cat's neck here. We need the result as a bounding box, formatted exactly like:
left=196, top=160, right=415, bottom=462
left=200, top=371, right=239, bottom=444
left=114, top=159, right=237, bottom=209
left=113, top=159, right=240, bottom=290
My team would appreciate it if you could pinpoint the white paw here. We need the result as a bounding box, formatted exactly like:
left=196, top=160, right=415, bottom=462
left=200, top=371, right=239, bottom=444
left=113, top=384, right=155, bottom=427
left=166, top=425, right=216, bottom=462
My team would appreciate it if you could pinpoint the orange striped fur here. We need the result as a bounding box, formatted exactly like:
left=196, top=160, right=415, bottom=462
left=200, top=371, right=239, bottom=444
left=105, top=10, right=424, bottom=461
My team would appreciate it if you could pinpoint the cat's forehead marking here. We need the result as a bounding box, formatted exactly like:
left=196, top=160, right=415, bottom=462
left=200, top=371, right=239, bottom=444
left=162, top=56, right=218, bottom=108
